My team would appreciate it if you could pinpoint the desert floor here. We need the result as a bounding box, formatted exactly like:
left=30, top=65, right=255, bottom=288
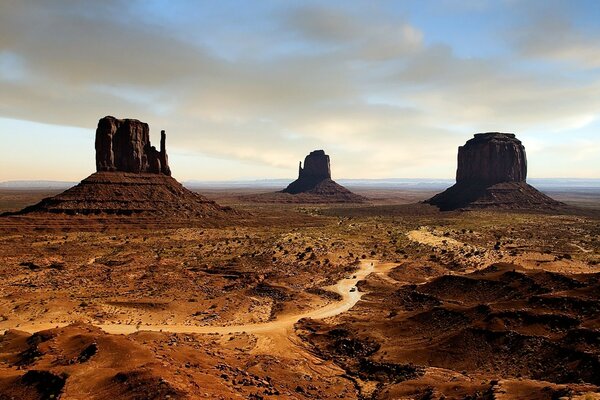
left=0, top=188, right=599, bottom=399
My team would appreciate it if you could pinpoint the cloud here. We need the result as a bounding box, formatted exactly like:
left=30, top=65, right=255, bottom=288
left=0, top=0, right=599, bottom=180
left=0, top=1, right=219, bottom=87
left=284, top=5, right=423, bottom=60
left=511, top=10, right=600, bottom=69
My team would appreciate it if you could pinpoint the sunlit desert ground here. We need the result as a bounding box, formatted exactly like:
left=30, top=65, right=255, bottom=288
left=0, top=188, right=599, bottom=399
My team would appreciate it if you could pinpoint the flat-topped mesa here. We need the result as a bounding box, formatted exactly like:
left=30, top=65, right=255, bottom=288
left=426, top=132, right=562, bottom=211
left=457, top=132, right=527, bottom=185
left=95, top=116, right=171, bottom=176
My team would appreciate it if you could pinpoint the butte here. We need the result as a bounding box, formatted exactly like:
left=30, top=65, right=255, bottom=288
left=239, top=150, right=365, bottom=204
left=8, top=116, right=231, bottom=219
left=279, top=150, right=366, bottom=203
left=426, top=132, right=563, bottom=211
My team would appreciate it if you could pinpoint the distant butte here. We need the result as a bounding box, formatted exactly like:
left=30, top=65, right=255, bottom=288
left=283, top=150, right=332, bottom=194
left=426, top=132, right=563, bottom=211
left=7, top=117, right=231, bottom=218
left=280, top=150, right=366, bottom=203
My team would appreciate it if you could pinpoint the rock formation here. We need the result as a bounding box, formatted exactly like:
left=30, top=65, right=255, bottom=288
left=456, top=133, right=527, bottom=185
left=15, top=172, right=229, bottom=217
left=426, top=132, right=562, bottom=211
left=8, top=117, right=231, bottom=219
left=278, top=150, right=365, bottom=203
left=283, top=150, right=332, bottom=194
left=95, top=116, right=171, bottom=176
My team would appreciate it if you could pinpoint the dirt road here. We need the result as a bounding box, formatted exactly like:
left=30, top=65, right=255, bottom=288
left=3, top=259, right=392, bottom=336
left=97, top=259, right=379, bottom=335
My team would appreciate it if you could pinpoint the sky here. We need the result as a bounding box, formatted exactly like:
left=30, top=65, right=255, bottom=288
left=1, top=0, right=599, bottom=181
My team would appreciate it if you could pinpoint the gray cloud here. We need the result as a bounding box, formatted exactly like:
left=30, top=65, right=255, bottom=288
left=512, top=12, right=600, bottom=69
left=0, top=1, right=599, bottom=180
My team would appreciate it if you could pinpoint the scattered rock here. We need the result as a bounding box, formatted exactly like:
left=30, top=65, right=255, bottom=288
left=21, top=370, right=67, bottom=399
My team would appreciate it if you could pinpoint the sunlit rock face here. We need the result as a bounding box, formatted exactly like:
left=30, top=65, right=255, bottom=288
left=95, top=116, right=171, bottom=176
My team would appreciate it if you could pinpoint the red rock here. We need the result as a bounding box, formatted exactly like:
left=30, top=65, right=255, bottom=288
left=299, top=150, right=331, bottom=181
left=280, top=150, right=365, bottom=202
left=8, top=116, right=232, bottom=219
left=427, top=133, right=562, bottom=211
left=14, top=172, right=230, bottom=217
left=95, top=116, right=171, bottom=176
left=457, top=133, right=526, bottom=185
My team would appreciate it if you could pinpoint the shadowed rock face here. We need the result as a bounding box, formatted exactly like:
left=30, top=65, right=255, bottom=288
left=299, top=150, right=331, bottom=181
left=426, top=133, right=561, bottom=211
left=11, top=172, right=230, bottom=217
left=95, top=116, right=171, bottom=176
left=283, top=150, right=332, bottom=194
left=457, top=133, right=527, bottom=185
left=4, top=116, right=234, bottom=219
left=279, top=150, right=365, bottom=202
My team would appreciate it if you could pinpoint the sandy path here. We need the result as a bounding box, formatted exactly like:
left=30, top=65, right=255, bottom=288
left=97, top=259, right=377, bottom=335
left=4, top=259, right=390, bottom=336
left=406, top=227, right=464, bottom=249
left=1, top=260, right=398, bottom=396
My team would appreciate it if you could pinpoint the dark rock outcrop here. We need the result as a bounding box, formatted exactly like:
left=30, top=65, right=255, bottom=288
left=426, top=132, right=562, bottom=211
left=5, top=116, right=232, bottom=219
left=279, top=150, right=365, bottom=203
left=456, top=133, right=526, bottom=185
left=299, top=150, right=331, bottom=180
left=283, top=150, right=331, bottom=194
left=95, top=116, right=171, bottom=176
left=13, top=172, right=230, bottom=217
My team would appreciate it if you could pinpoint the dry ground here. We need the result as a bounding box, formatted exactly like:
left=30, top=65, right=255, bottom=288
left=0, top=188, right=599, bottom=399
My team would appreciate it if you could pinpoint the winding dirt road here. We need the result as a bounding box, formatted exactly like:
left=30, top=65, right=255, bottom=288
left=1, top=259, right=398, bottom=397
left=98, top=259, right=380, bottom=335
left=3, top=259, right=393, bottom=336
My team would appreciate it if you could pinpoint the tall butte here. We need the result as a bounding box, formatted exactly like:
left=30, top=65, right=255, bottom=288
left=95, top=116, right=171, bottom=176
left=426, top=132, right=562, bottom=211
left=281, top=150, right=365, bottom=202
left=11, top=116, right=231, bottom=218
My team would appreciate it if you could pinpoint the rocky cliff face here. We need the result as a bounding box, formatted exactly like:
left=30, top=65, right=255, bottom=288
left=283, top=150, right=333, bottom=194
left=299, top=150, right=331, bottom=181
left=456, top=133, right=526, bottom=185
left=95, top=116, right=171, bottom=176
left=426, top=132, right=561, bottom=211
left=280, top=150, right=365, bottom=202
left=5, top=116, right=235, bottom=220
